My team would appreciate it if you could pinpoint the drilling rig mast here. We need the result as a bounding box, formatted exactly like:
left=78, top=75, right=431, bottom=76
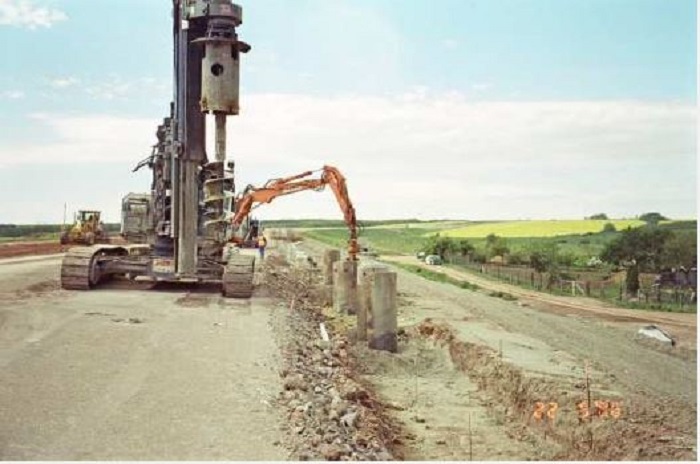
left=60, top=0, right=256, bottom=298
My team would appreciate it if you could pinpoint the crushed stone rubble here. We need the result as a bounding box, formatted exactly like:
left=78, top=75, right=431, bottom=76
left=273, top=307, right=401, bottom=461
left=265, top=255, right=401, bottom=461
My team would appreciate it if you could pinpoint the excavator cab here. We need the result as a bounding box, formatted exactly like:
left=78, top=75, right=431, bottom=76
left=78, top=210, right=100, bottom=225
left=229, top=217, right=262, bottom=249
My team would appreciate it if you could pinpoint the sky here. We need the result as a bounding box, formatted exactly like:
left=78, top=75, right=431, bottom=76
left=0, top=0, right=696, bottom=223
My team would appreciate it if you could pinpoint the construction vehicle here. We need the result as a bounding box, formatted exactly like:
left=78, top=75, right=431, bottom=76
left=60, top=210, right=109, bottom=246
left=122, top=165, right=358, bottom=257
left=60, top=0, right=357, bottom=298
left=61, top=0, right=256, bottom=297
left=120, top=193, right=152, bottom=244
left=230, top=166, right=359, bottom=260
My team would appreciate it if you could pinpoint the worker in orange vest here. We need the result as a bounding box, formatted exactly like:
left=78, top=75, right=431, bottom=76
left=257, top=234, right=267, bottom=260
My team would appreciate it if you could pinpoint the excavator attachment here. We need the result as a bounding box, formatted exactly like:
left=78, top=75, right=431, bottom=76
left=230, top=165, right=359, bottom=260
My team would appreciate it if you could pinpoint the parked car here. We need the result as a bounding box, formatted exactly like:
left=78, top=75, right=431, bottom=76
left=425, top=255, right=442, bottom=265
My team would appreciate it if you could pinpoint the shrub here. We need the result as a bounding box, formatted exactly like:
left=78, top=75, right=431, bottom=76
left=602, top=222, right=617, bottom=233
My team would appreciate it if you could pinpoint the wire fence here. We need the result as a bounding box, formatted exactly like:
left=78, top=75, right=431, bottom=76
left=441, top=256, right=697, bottom=312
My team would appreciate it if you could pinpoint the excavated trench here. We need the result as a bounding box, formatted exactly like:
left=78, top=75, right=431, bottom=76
left=412, top=319, right=696, bottom=461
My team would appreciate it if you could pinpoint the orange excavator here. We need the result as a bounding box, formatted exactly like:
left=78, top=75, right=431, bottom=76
left=230, top=165, right=359, bottom=260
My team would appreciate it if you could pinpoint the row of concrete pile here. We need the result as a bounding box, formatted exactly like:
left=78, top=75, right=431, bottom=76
left=321, top=249, right=399, bottom=353
left=276, top=238, right=400, bottom=354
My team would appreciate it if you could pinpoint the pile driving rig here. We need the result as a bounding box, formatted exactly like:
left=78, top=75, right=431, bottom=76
left=61, top=0, right=256, bottom=298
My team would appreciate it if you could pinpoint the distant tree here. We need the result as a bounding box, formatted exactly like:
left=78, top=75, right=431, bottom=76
left=422, top=235, right=455, bottom=260
left=455, top=239, right=475, bottom=257
left=626, top=265, right=640, bottom=295
left=639, top=212, right=668, bottom=225
left=601, top=227, right=672, bottom=295
left=470, top=249, right=488, bottom=264
left=485, top=233, right=499, bottom=247
left=588, top=213, right=609, bottom=220
left=528, top=243, right=559, bottom=273
left=490, top=239, right=510, bottom=259
left=661, top=231, right=697, bottom=269
left=602, top=222, right=617, bottom=233
left=509, top=250, right=531, bottom=266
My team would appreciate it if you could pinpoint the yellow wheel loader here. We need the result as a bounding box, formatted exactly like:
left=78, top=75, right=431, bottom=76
left=60, top=210, right=109, bottom=246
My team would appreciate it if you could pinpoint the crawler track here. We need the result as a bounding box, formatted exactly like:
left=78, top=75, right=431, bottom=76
left=60, top=247, right=100, bottom=290
left=223, top=254, right=255, bottom=298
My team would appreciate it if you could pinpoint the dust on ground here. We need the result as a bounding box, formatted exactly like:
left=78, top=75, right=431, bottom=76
left=2, top=235, right=695, bottom=460
left=298, top=239, right=697, bottom=461
left=353, top=336, right=539, bottom=460
left=0, top=256, right=287, bottom=460
left=384, top=255, right=697, bottom=354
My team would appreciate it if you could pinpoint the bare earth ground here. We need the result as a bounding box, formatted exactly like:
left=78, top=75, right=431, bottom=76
left=385, top=255, right=697, bottom=354
left=300, top=241, right=697, bottom=460
left=1, top=240, right=697, bottom=460
left=0, top=241, right=64, bottom=259
left=0, top=237, right=127, bottom=259
left=0, top=255, right=287, bottom=460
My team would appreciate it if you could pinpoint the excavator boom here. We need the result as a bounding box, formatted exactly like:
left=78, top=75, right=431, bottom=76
left=231, top=166, right=359, bottom=260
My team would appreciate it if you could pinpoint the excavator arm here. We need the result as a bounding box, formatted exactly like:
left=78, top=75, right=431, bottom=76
left=231, top=166, right=359, bottom=260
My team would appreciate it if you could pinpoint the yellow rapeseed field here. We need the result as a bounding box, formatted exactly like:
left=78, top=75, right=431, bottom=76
left=439, top=220, right=648, bottom=238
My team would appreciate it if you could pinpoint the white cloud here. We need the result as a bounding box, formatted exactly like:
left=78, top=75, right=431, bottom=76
left=0, top=92, right=695, bottom=220
left=441, top=38, right=459, bottom=49
left=49, top=76, right=79, bottom=88
left=1, top=90, right=24, bottom=99
left=82, top=77, right=169, bottom=101
left=85, top=79, right=133, bottom=101
left=0, top=0, right=67, bottom=29
left=471, top=83, right=492, bottom=92
left=1, top=113, right=158, bottom=166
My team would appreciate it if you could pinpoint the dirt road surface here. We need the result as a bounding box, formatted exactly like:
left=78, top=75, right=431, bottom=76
left=300, top=241, right=697, bottom=460
left=1, top=239, right=696, bottom=460
left=0, top=256, right=286, bottom=460
left=385, top=255, right=697, bottom=354
left=384, top=255, right=696, bottom=459
left=0, top=241, right=63, bottom=259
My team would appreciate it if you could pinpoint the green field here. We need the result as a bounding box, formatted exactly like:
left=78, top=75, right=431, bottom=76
left=304, top=227, right=432, bottom=255
left=304, top=225, right=619, bottom=261
left=302, top=219, right=697, bottom=313
left=301, top=219, right=696, bottom=265
left=440, top=220, right=649, bottom=238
